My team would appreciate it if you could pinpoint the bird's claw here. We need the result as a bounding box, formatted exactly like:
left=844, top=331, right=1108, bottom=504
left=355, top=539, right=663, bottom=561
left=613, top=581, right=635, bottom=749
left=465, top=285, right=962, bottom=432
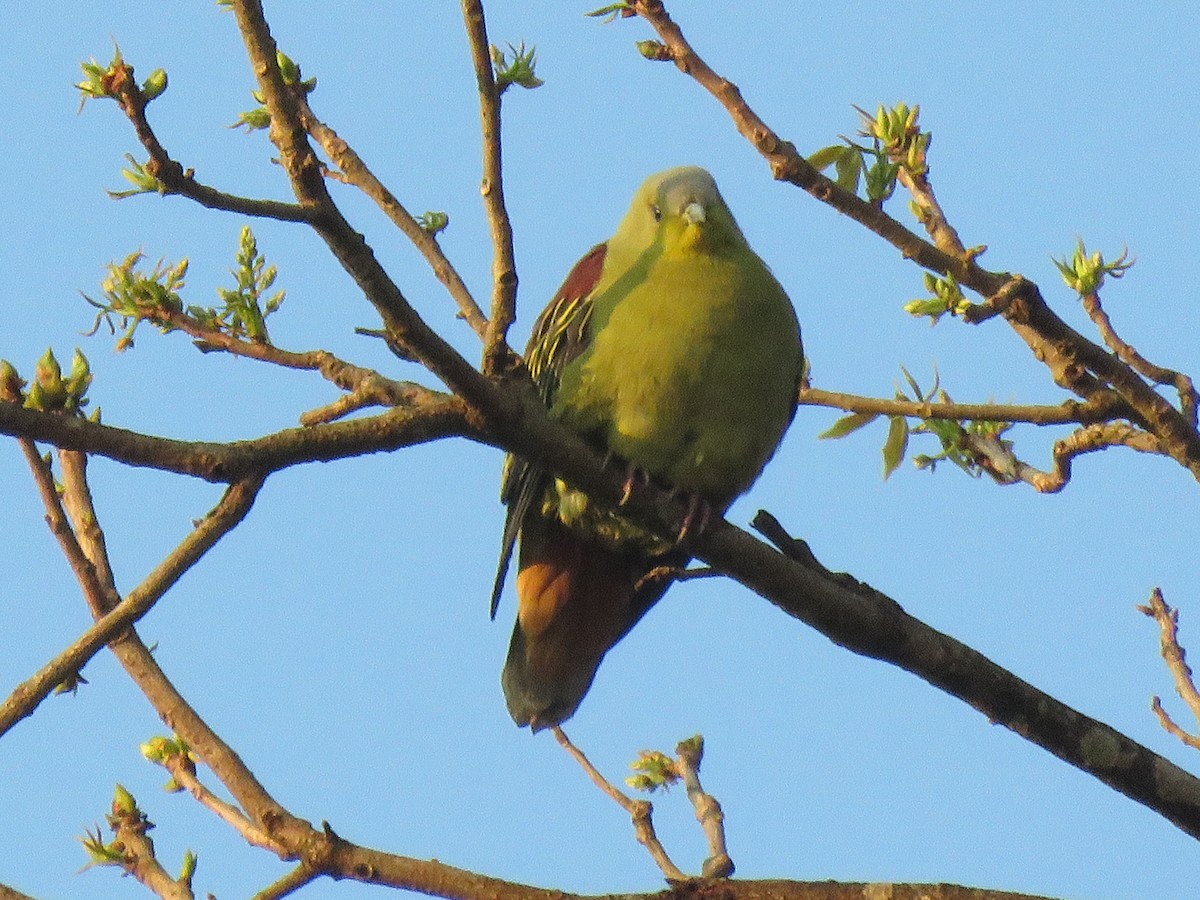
left=675, top=493, right=712, bottom=546
left=618, top=462, right=650, bottom=506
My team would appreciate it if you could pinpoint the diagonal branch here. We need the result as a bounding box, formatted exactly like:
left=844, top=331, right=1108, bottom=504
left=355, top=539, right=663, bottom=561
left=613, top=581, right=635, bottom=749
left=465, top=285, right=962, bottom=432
left=1082, top=289, right=1199, bottom=427
left=1140, top=588, right=1200, bottom=751
left=628, top=0, right=1200, bottom=482
left=0, top=459, right=262, bottom=738
left=552, top=726, right=688, bottom=882
left=294, top=93, right=489, bottom=340
left=742, top=511, right=1200, bottom=841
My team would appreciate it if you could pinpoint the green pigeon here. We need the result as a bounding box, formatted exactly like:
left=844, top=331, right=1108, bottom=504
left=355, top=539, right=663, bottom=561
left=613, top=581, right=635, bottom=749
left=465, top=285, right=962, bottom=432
left=491, top=166, right=804, bottom=731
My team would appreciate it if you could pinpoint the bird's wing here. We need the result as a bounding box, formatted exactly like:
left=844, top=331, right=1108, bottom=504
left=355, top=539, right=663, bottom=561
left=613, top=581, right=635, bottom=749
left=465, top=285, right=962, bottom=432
left=490, top=243, right=608, bottom=619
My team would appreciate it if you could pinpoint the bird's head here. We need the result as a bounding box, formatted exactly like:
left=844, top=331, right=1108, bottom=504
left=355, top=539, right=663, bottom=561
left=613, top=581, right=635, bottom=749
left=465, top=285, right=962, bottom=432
left=613, top=166, right=748, bottom=260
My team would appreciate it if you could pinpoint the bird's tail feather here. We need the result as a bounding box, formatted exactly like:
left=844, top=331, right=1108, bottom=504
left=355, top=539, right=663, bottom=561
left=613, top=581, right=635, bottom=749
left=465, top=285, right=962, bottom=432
left=501, top=517, right=674, bottom=730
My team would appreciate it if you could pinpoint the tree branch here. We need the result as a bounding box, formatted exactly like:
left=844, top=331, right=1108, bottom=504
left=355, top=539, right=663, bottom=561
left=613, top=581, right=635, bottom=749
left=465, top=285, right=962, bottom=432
left=1140, top=588, right=1200, bottom=751
left=739, top=511, right=1200, bottom=840
left=628, top=0, right=1200, bottom=482
left=799, top=386, right=1131, bottom=426
left=0, top=395, right=480, bottom=482
left=461, top=0, right=519, bottom=374
left=293, top=93, right=489, bottom=340
left=103, top=55, right=313, bottom=224
left=1081, top=289, right=1199, bottom=427
left=552, top=726, right=688, bottom=882
left=0, top=460, right=262, bottom=738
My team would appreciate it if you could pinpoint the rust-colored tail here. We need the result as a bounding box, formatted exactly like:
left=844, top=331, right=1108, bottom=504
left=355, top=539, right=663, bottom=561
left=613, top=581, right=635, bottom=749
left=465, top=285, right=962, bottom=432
left=502, top=517, right=672, bottom=730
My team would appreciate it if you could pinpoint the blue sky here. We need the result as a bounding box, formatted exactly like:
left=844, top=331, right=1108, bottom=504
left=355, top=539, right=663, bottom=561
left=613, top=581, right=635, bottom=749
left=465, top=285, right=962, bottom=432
left=2, top=3, right=1199, bottom=899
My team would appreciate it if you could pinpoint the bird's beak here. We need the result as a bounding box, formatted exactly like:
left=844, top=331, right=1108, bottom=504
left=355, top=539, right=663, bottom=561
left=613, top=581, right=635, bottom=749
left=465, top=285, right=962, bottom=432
left=682, top=201, right=706, bottom=225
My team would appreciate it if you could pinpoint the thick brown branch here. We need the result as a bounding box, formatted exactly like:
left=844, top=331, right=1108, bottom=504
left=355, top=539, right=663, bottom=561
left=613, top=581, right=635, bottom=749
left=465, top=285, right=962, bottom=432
left=0, top=883, right=41, bottom=900
left=0, top=880, right=1069, bottom=900
left=735, top=511, right=1200, bottom=841
left=0, top=396, right=480, bottom=482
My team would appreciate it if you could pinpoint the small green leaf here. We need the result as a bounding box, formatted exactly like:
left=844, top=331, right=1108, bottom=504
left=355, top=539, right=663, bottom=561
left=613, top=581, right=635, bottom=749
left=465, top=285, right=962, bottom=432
left=882, top=415, right=909, bottom=479
left=491, top=41, right=544, bottom=95
left=585, top=2, right=632, bottom=21
left=834, top=148, right=863, bottom=194
left=819, top=412, right=878, bottom=439
left=807, top=144, right=846, bottom=171
left=899, top=365, right=923, bottom=401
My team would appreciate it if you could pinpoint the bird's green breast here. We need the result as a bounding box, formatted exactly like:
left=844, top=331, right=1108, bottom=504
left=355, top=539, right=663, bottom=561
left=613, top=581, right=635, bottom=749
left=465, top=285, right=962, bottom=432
left=554, top=247, right=802, bottom=507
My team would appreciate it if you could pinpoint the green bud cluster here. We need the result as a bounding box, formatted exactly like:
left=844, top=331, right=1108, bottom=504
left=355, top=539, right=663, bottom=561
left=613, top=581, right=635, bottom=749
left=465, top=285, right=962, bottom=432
left=491, top=42, right=544, bottom=95
left=417, top=211, right=450, bottom=236
left=76, top=48, right=168, bottom=109
left=88, top=251, right=188, bottom=351
left=626, top=749, right=679, bottom=793
left=904, top=272, right=970, bottom=324
left=11, top=348, right=93, bottom=413
left=1053, top=239, right=1133, bottom=296
left=141, top=734, right=197, bottom=793
left=861, top=102, right=930, bottom=178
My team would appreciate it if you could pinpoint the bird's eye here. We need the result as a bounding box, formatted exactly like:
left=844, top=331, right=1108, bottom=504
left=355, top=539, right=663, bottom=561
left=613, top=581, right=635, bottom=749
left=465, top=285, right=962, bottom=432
left=650, top=204, right=663, bottom=222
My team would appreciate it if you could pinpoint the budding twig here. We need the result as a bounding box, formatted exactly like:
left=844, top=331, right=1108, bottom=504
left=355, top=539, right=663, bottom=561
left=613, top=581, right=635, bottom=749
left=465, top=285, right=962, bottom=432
left=551, top=726, right=688, bottom=882
left=1140, top=589, right=1200, bottom=751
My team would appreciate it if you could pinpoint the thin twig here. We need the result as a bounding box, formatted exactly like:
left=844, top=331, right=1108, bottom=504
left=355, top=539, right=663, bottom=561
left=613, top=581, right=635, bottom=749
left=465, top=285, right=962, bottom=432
left=461, top=0, right=519, bottom=374
left=949, top=421, right=1160, bottom=493
left=897, top=165, right=968, bottom=258
left=674, top=737, right=733, bottom=878
left=295, top=94, right=489, bottom=340
left=16, top=439, right=118, bottom=616
left=1082, top=290, right=1199, bottom=428
left=107, top=805, right=194, bottom=900
left=166, top=758, right=286, bottom=854
left=1139, top=589, right=1200, bottom=750
left=103, top=56, right=313, bottom=224
left=799, top=386, right=1131, bottom=426
left=0, top=464, right=263, bottom=738
left=251, top=864, right=321, bottom=900
left=551, top=726, right=688, bottom=882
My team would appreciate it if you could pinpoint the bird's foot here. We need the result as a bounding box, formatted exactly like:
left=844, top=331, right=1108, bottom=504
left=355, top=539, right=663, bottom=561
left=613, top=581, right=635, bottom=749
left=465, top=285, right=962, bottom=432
left=617, top=461, right=650, bottom=506
left=674, top=492, right=712, bottom=546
